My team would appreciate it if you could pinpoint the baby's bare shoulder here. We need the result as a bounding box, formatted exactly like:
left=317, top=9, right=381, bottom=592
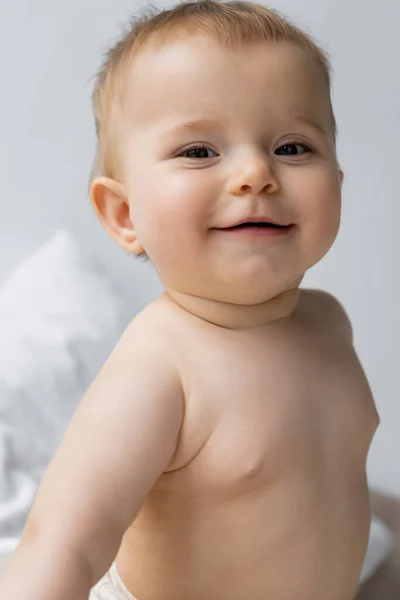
left=300, top=289, right=380, bottom=425
left=115, top=295, right=181, bottom=358
left=299, top=288, right=353, bottom=342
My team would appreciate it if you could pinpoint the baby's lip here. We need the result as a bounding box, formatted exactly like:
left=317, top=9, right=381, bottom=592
left=217, top=216, right=293, bottom=229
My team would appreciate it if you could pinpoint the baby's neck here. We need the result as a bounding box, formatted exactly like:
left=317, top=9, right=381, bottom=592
left=163, top=284, right=302, bottom=330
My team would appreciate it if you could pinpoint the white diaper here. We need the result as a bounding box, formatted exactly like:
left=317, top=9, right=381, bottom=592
left=90, top=562, right=136, bottom=600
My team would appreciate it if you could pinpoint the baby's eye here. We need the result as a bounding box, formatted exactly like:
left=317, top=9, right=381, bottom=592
left=179, top=144, right=218, bottom=159
left=275, top=143, right=312, bottom=156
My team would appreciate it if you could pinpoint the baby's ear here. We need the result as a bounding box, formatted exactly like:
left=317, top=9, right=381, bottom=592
left=90, top=177, right=144, bottom=255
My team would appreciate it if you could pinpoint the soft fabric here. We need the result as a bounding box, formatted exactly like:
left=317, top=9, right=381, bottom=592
left=358, top=516, right=392, bottom=586
left=0, top=230, right=131, bottom=536
left=90, top=563, right=135, bottom=600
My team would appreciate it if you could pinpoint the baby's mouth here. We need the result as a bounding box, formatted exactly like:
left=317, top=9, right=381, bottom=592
left=223, top=222, right=290, bottom=230
left=213, top=221, right=296, bottom=237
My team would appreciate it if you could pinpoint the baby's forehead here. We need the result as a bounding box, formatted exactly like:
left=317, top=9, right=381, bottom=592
left=128, top=35, right=321, bottom=84
left=121, top=37, right=331, bottom=133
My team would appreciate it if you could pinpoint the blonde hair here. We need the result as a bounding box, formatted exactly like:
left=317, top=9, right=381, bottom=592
left=90, top=0, right=337, bottom=189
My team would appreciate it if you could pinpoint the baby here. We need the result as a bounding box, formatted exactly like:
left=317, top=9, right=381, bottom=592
left=0, top=1, right=380, bottom=599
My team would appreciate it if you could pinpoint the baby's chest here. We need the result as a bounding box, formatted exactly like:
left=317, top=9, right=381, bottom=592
left=168, top=341, right=375, bottom=494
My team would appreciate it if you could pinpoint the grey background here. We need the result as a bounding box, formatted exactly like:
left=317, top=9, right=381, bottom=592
left=0, top=0, right=398, bottom=497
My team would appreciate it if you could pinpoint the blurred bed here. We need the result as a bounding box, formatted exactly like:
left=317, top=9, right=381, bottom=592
left=0, top=230, right=130, bottom=538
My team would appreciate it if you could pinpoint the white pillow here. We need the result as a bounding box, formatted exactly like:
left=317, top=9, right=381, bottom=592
left=0, top=230, right=131, bottom=535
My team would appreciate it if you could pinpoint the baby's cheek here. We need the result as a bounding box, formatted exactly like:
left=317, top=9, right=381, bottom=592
left=305, top=192, right=341, bottom=255
left=138, top=199, right=199, bottom=264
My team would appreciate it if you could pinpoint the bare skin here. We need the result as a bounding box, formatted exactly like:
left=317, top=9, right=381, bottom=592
left=0, top=288, right=379, bottom=600
left=0, top=37, right=379, bottom=600
left=112, top=288, right=379, bottom=600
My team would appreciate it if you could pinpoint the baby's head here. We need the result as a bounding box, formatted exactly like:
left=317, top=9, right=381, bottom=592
left=90, top=0, right=343, bottom=305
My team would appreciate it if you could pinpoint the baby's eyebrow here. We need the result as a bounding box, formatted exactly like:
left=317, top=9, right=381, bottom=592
left=160, top=116, right=327, bottom=138
left=161, top=118, right=223, bottom=137
left=295, top=116, right=327, bottom=136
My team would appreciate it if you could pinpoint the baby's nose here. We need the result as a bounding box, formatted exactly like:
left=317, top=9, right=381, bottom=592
left=227, top=155, right=280, bottom=197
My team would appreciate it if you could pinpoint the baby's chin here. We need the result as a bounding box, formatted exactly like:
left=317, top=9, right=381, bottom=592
left=215, top=280, right=303, bottom=307
left=166, top=271, right=304, bottom=307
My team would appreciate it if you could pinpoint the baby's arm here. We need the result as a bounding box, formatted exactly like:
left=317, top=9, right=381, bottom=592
left=0, top=336, right=184, bottom=600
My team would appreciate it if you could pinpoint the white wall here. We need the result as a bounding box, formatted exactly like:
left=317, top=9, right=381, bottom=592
left=0, top=0, right=399, bottom=498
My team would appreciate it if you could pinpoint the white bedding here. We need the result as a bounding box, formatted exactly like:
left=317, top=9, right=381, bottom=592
left=0, top=231, right=130, bottom=536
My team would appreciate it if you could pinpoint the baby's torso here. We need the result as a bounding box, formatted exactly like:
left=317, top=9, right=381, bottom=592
left=116, top=291, right=379, bottom=600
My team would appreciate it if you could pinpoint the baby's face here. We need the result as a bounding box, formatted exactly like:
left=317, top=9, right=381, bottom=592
left=119, top=36, right=342, bottom=303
